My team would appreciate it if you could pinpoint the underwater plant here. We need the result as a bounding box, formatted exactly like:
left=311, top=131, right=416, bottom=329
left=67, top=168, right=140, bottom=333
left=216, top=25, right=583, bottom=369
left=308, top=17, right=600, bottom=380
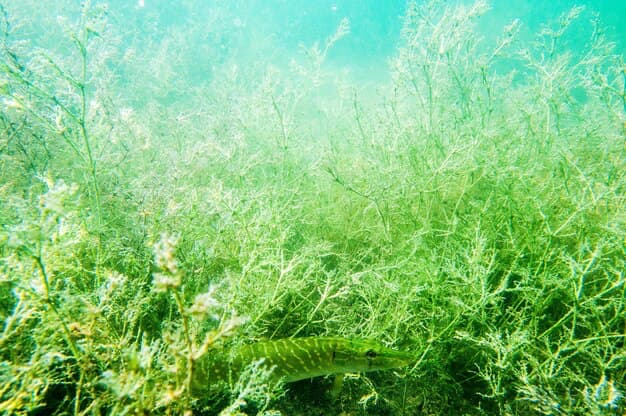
left=0, top=0, right=624, bottom=415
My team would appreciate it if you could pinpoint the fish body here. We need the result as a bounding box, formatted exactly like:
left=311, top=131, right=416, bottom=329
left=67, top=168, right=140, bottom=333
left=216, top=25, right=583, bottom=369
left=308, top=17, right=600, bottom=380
left=194, top=337, right=413, bottom=389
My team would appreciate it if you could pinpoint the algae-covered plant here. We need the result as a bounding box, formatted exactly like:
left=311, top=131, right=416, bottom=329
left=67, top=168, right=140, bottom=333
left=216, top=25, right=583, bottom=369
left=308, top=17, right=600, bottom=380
left=1, top=0, right=625, bottom=414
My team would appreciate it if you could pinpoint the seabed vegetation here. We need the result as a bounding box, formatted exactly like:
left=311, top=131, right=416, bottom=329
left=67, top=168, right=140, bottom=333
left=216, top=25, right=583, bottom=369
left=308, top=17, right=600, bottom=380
left=0, top=0, right=625, bottom=414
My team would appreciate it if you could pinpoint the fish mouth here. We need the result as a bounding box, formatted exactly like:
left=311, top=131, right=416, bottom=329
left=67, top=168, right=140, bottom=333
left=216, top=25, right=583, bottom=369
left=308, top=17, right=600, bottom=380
left=378, top=350, right=416, bottom=369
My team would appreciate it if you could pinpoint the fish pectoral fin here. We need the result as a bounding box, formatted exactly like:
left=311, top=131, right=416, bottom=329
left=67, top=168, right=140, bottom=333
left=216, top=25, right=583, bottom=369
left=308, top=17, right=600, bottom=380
left=330, top=373, right=345, bottom=399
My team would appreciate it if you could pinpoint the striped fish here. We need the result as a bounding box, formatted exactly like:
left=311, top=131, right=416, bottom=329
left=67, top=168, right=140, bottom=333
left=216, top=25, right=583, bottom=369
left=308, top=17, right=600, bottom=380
left=194, top=337, right=414, bottom=389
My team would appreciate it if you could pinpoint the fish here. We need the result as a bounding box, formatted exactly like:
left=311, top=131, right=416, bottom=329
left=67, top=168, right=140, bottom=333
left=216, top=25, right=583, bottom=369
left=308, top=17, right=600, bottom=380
left=193, top=336, right=414, bottom=390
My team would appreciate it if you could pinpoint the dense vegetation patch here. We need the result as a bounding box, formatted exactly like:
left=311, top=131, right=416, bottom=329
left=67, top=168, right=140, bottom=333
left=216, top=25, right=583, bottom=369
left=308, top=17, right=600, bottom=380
left=1, top=1, right=624, bottom=414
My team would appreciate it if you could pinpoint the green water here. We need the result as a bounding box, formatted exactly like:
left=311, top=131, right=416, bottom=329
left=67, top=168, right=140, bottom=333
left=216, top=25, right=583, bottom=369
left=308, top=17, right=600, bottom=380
left=0, top=1, right=624, bottom=415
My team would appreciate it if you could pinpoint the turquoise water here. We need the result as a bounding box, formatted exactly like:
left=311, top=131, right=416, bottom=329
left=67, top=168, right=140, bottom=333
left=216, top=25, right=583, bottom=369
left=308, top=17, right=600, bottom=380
left=14, top=0, right=623, bottom=83
left=132, top=0, right=625, bottom=77
left=119, top=1, right=625, bottom=65
left=124, top=1, right=625, bottom=55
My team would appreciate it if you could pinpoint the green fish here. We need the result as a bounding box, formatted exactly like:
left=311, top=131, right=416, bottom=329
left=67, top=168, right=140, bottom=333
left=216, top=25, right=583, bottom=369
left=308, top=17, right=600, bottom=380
left=193, top=336, right=414, bottom=390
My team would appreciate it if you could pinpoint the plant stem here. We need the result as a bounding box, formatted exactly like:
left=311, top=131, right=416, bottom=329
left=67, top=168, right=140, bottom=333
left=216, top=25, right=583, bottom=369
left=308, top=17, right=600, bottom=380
left=33, top=255, right=82, bottom=362
left=172, top=289, right=194, bottom=407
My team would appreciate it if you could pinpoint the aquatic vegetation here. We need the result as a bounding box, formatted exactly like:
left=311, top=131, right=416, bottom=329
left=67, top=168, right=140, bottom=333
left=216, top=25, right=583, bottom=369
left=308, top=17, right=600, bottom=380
left=0, top=0, right=625, bottom=415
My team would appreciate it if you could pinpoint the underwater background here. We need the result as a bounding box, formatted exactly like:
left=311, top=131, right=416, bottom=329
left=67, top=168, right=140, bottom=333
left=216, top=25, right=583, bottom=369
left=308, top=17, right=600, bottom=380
left=1, top=0, right=625, bottom=415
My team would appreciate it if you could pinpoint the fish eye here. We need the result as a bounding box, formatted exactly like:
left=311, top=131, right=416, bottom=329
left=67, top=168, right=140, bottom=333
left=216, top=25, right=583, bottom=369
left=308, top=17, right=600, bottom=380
left=365, top=349, right=377, bottom=358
